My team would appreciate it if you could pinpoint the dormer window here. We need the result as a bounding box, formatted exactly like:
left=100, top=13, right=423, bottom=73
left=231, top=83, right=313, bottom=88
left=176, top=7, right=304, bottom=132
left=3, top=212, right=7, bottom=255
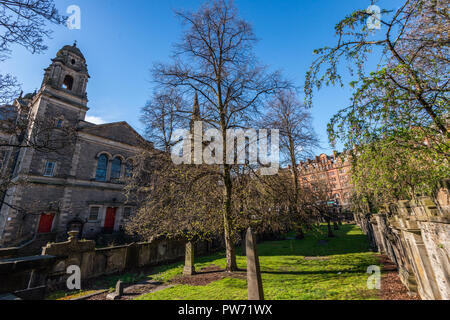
left=71, top=59, right=76, bottom=65
left=62, top=75, right=74, bottom=90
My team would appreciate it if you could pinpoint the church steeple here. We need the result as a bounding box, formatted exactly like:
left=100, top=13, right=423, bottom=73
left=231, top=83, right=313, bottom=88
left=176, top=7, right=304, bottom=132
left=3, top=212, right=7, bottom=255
left=190, top=91, right=201, bottom=131
left=193, top=91, right=201, bottom=120
left=41, top=43, right=90, bottom=106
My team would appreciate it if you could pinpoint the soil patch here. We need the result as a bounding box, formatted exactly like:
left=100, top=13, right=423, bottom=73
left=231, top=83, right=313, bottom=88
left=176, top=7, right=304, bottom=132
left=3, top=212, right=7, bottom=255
left=170, top=264, right=246, bottom=286
left=376, top=254, right=420, bottom=300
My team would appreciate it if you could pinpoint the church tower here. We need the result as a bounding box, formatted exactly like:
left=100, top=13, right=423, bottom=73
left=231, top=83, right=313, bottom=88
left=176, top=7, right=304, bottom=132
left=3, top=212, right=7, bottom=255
left=41, top=42, right=90, bottom=106
left=16, top=43, right=91, bottom=178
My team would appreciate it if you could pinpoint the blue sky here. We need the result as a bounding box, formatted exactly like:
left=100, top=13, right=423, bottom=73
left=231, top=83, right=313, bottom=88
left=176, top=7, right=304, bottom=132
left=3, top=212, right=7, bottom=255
left=1, top=0, right=400, bottom=155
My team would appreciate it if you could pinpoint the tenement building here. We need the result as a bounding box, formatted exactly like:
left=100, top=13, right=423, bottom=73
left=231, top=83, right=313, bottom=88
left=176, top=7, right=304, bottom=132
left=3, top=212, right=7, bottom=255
left=298, top=152, right=353, bottom=207
left=0, top=44, right=148, bottom=247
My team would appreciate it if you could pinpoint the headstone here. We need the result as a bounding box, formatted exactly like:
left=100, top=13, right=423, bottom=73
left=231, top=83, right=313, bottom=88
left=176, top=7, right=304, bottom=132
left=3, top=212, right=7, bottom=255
left=106, top=280, right=124, bottom=300
left=241, top=230, right=246, bottom=256
left=246, top=227, right=264, bottom=300
left=183, top=241, right=195, bottom=276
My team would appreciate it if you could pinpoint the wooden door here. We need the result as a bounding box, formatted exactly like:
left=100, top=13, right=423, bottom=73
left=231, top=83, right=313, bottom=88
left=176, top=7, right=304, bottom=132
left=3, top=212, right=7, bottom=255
left=38, top=214, right=54, bottom=233
left=104, top=207, right=117, bottom=232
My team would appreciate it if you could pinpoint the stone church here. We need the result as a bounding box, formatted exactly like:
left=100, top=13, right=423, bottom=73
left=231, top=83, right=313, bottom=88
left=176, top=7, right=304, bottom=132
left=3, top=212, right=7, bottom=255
left=0, top=44, right=148, bottom=248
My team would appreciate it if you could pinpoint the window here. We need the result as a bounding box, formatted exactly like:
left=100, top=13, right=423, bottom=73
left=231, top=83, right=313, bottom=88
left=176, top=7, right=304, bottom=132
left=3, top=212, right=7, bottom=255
left=56, top=119, right=63, bottom=128
left=110, top=157, right=122, bottom=181
left=123, top=207, right=132, bottom=219
left=89, top=206, right=100, bottom=221
left=62, top=75, right=74, bottom=90
left=95, top=154, right=108, bottom=181
left=125, top=160, right=133, bottom=177
left=43, top=161, right=56, bottom=177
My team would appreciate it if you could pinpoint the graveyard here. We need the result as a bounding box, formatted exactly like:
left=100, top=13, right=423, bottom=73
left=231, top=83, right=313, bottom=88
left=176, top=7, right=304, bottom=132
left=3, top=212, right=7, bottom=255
left=43, top=224, right=415, bottom=300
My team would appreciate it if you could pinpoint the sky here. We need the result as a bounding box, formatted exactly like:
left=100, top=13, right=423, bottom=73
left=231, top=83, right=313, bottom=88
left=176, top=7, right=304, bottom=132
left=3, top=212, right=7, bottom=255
left=0, top=0, right=401, bottom=155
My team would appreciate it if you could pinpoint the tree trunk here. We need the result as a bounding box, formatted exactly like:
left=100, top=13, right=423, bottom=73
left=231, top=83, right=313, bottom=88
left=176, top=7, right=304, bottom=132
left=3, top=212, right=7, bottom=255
left=223, top=164, right=238, bottom=272
left=327, top=219, right=334, bottom=238
left=333, top=220, right=339, bottom=230
left=296, top=226, right=304, bottom=240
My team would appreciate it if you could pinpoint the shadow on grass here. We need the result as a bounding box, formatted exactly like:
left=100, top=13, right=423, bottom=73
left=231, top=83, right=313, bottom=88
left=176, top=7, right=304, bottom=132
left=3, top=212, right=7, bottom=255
left=150, top=224, right=373, bottom=280
left=245, top=224, right=373, bottom=258
left=261, top=269, right=366, bottom=276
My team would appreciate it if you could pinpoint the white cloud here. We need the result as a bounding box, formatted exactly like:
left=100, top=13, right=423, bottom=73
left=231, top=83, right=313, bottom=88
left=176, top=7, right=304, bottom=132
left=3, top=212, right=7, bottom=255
left=85, top=115, right=106, bottom=125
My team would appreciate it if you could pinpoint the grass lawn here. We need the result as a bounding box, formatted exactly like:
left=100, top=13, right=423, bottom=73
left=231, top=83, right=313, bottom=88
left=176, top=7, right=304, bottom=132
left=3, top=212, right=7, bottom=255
left=137, top=224, right=380, bottom=300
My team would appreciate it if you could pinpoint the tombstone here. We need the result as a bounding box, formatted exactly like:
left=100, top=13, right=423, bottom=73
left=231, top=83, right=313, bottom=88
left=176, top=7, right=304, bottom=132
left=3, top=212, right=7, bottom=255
left=241, top=230, right=247, bottom=256
left=183, top=241, right=195, bottom=276
left=246, top=227, right=264, bottom=300
left=106, top=280, right=124, bottom=300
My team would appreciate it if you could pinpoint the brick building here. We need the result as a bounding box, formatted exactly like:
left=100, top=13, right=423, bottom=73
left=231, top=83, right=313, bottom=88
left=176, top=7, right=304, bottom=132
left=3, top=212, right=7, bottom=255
left=0, top=44, right=148, bottom=247
left=297, top=152, right=353, bottom=207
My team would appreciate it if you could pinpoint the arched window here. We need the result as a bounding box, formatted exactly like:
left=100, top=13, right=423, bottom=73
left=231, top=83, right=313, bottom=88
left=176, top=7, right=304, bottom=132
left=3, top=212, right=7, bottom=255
left=110, top=157, right=122, bottom=181
left=62, top=75, right=74, bottom=90
left=95, top=154, right=108, bottom=181
left=125, top=160, right=133, bottom=178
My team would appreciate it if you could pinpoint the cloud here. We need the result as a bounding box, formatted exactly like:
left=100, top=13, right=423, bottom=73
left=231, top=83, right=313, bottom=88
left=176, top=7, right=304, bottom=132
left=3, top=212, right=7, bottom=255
left=85, top=115, right=106, bottom=125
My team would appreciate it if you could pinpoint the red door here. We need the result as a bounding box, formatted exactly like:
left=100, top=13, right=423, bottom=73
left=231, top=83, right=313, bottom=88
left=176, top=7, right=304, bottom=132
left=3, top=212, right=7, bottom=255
left=38, top=214, right=54, bottom=233
left=104, top=207, right=117, bottom=232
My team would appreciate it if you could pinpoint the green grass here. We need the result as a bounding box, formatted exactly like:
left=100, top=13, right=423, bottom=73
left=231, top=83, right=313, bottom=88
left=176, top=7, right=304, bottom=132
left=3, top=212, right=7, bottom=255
left=95, top=272, right=148, bottom=292
left=137, top=224, right=380, bottom=300
left=45, top=290, right=100, bottom=300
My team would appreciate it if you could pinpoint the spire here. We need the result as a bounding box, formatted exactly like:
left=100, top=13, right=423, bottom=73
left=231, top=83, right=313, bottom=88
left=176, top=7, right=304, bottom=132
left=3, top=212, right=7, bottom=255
left=190, top=91, right=201, bottom=133
left=192, top=91, right=200, bottom=121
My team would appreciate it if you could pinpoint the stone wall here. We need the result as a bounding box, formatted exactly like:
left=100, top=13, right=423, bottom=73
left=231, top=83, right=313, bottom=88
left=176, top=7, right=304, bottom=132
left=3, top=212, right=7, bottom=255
left=354, top=180, right=450, bottom=300
left=0, top=231, right=222, bottom=298
left=0, top=233, right=56, bottom=259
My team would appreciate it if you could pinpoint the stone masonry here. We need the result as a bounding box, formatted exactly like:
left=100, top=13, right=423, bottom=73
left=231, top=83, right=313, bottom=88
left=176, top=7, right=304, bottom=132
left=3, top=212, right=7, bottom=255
left=0, top=44, right=149, bottom=247
left=355, top=180, right=450, bottom=300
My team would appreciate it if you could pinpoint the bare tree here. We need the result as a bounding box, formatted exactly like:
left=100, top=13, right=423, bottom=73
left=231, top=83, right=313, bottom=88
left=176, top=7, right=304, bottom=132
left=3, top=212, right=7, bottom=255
left=299, top=178, right=337, bottom=238
left=152, top=0, right=290, bottom=271
left=125, top=149, right=223, bottom=242
left=141, top=88, right=189, bottom=153
left=260, top=90, right=318, bottom=237
left=0, top=0, right=65, bottom=104
left=0, top=99, right=77, bottom=218
left=0, top=1, right=67, bottom=217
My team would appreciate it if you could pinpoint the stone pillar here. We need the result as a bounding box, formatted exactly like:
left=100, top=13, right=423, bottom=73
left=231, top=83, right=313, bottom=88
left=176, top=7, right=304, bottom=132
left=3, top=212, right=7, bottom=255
left=183, top=241, right=195, bottom=276
left=246, top=227, right=264, bottom=300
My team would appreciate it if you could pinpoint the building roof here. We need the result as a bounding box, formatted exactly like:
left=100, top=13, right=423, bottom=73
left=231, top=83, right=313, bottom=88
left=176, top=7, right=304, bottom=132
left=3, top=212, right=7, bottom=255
left=79, top=121, right=149, bottom=147
left=57, top=43, right=85, bottom=60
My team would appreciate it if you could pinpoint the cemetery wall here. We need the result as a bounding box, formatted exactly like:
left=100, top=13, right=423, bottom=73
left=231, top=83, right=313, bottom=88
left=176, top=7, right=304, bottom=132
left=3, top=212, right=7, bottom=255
left=354, top=180, right=450, bottom=300
left=0, top=232, right=222, bottom=297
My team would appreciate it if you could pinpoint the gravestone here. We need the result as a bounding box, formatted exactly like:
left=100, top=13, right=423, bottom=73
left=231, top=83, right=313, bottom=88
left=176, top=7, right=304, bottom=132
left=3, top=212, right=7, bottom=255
left=106, top=280, right=123, bottom=300
left=241, top=230, right=246, bottom=256
left=246, top=227, right=264, bottom=300
left=183, top=241, right=195, bottom=276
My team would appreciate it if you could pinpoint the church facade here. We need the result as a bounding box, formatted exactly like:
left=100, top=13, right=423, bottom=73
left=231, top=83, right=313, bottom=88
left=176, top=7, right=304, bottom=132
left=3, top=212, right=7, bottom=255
left=0, top=44, right=147, bottom=247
